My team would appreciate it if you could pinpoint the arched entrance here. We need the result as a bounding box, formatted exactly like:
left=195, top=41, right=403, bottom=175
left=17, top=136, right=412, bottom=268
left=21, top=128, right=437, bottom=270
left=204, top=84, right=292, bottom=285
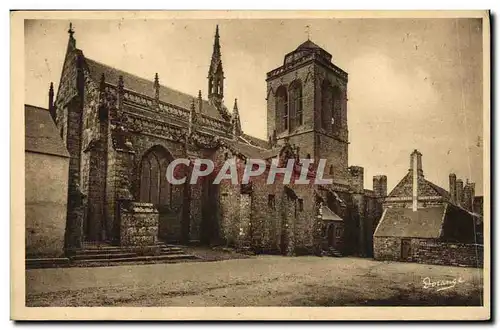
left=139, top=146, right=172, bottom=206
left=139, top=146, right=183, bottom=242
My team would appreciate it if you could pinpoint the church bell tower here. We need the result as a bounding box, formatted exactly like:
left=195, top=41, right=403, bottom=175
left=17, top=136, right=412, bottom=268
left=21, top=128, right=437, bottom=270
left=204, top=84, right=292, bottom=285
left=265, top=39, right=349, bottom=184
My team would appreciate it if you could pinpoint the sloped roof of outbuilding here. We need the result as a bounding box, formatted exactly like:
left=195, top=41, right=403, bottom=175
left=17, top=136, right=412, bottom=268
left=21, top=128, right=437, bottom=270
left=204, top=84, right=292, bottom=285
left=374, top=205, right=446, bottom=238
left=25, top=104, right=69, bottom=158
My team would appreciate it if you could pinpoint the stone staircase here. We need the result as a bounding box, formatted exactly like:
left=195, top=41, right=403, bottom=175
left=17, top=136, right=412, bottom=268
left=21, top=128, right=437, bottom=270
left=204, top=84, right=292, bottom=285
left=70, top=242, right=198, bottom=267
left=322, top=247, right=343, bottom=258
left=26, top=242, right=199, bottom=269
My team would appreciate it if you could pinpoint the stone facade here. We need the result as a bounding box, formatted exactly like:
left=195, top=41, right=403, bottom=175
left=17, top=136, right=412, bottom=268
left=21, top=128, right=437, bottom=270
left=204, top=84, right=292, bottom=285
left=50, top=24, right=385, bottom=258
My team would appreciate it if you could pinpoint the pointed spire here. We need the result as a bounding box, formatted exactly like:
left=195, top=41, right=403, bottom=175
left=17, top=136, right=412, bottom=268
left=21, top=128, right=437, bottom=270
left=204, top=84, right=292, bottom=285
left=154, top=73, right=160, bottom=106
left=48, top=82, right=55, bottom=120
left=233, top=98, right=239, bottom=117
left=67, top=22, right=76, bottom=49
left=68, top=22, right=75, bottom=38
left=208, top=25, right=224, bottom=105
left=48, top=82, right=54, bottom=104
left=154, top=73, right=160, bottom=88
left=232, top=98, right=242, bottom=138
left=198, top=90, right=203, bottom=113
left=213, top=25, right=221, bottom=57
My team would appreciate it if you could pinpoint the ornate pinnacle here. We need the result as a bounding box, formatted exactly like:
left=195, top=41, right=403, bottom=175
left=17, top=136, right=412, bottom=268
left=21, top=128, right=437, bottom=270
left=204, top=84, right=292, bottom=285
left=233, top=98, right=238, bottom=112
left=68, top=22, right=75, bottom=38
left=154, top=73, right=159, bottom=87
left=117, top=75, right=124, bottom=96
left=154, top=73, right=160, bottom=103
left=198, top=90, right=203, bottom=113
left=99, top=73, right=106, bottom=91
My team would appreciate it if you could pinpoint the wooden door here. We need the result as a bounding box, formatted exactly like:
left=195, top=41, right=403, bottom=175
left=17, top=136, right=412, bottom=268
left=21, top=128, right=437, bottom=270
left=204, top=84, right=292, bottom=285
left=401, top=239, right=412, bottom=260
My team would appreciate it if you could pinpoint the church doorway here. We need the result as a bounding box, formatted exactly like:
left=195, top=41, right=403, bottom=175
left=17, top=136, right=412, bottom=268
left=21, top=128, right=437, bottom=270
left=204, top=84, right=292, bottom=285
left=139, top=146, right=174, bottom=242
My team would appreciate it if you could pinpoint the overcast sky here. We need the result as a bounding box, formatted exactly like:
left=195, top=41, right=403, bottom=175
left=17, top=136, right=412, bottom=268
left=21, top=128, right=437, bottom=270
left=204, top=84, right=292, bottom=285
left=25, top=18, right=484, bottom=193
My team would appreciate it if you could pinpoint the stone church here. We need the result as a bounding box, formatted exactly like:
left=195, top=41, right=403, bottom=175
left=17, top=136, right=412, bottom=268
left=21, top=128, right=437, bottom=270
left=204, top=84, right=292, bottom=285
left=48, top=23, right=386, bottom=259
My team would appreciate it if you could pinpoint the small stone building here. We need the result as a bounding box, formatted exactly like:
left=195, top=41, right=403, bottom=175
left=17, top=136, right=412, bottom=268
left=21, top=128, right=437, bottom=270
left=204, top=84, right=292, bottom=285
left=25, top=104, right=70, bottom=257
left=374, top=150, right=483, bottom=267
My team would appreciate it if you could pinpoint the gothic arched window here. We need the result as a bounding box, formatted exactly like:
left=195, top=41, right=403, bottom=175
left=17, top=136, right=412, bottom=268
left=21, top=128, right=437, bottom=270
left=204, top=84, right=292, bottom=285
left=321, top=80, right=333, bottom=131
left=139, top=147, right=172, bottom=206
left=332, top=86, right=342, bottom=132
left=275, top=85, right=288, bottom=132
left=289, top=80, right=303, bottom=131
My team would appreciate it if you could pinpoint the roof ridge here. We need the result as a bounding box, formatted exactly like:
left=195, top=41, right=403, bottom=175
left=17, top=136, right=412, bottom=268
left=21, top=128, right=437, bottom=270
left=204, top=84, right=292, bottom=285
left=25, top=104, right=49, bottom=111
left=84, top=56, right=214, bottom=105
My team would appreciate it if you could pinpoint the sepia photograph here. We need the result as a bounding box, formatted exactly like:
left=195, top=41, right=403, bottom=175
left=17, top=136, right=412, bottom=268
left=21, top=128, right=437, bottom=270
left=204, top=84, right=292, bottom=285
left=11, top=10, right=490, bottom=320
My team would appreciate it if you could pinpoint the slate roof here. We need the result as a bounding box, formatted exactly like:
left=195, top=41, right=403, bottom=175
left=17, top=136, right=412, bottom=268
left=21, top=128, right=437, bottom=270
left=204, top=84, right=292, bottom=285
left=25, top=104, right=69, bottom=158
left=84, top=57, right=225, bottom=121
left=374, top=205, right=446, bottom=238
left=240, top=133, right=269, bottom=149
left=321, top=204, right=343, bottom=221
left=296, top=39, right=323, bottom=51
left=222, top=138, right=269, bottom=159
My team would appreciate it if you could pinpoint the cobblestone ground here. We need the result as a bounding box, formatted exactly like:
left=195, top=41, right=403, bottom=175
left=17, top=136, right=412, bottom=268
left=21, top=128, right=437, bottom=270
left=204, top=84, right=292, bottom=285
left=26, top=256, right=484, bottom=306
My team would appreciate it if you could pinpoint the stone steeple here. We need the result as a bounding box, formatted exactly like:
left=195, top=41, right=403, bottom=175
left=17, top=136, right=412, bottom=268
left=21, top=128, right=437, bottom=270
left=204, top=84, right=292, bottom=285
left=232, top=98, right=242, bottom=138
left=67, top=22, right=76, bottom=50
left=208, top=25, right=224, bottom=106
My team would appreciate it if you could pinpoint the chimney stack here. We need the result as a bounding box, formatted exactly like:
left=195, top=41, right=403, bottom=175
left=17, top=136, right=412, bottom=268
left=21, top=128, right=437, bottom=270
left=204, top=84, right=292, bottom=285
left=410, top=150, right=423, bottom=211
left=456, top=179, right=464, bottom=206
left=463, top=180, right=475, bottom=211
left=449, top=173, right=457, bottom=204
left=373, top=175, right=388, bottom=198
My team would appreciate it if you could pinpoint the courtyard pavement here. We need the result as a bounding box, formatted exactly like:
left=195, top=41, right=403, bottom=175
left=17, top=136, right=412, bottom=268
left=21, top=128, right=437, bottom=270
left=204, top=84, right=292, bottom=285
left=26, top=256, right=484, bottom=306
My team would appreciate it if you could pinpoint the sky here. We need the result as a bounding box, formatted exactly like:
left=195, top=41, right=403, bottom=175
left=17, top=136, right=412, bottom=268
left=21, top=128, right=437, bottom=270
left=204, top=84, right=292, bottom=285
left=24, top=18, right=484, bottom=193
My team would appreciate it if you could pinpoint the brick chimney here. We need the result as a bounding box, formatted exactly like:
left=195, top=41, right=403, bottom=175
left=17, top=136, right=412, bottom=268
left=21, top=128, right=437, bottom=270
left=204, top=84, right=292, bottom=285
left=410, top=150, right=423, bottom=211
left=449, top=173, right=457, bottom=204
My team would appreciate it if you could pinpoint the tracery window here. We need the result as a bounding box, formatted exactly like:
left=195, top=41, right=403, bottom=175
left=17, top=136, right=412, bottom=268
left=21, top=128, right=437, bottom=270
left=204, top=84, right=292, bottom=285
left=289, top=80, right=303, bottom=131
left=275, top=85, right=288, bottom=132
left=139, top=147, right=172, bottom=206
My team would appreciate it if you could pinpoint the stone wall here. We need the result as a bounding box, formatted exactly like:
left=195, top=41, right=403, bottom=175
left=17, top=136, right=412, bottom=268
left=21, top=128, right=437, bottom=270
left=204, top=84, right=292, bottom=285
left=25, top=152, right=69, bottom=257
left=373, top=237, right=402, bottom=261
left=374, top=237, right=483, bottom=268
left=119, top=201, right=159, bottom=247
left=411, top=239, right=483, bottom=268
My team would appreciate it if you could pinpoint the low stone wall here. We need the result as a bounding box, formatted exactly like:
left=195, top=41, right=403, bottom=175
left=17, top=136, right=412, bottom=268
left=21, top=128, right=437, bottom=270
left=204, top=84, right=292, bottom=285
left=373, top=237, right=402, bottom=261
left=412, top=239, right=483, bottom=268
left=374, top=237, right=483, bottom=268
left=119, top=201, right=159, bottom=247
